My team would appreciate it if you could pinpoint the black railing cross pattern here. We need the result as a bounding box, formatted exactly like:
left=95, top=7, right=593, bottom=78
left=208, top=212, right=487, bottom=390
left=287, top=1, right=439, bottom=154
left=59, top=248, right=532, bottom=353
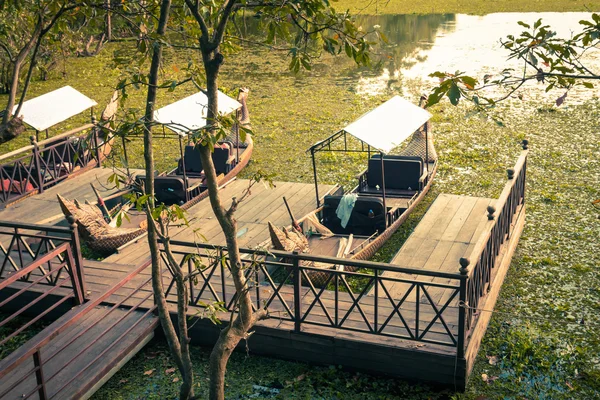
left=378, top=280, right=416, bottom=339
left=161, top=241, right=464, bottom=348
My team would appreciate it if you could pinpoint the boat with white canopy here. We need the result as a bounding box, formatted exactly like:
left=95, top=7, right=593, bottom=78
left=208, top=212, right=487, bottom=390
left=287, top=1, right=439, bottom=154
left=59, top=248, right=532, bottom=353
left=11, top=85, right=98, bottom=141
left=0, top=86, right=115, bottom=208
left=145, top=88, right=252, bottom=207
left=269, top=96, right=437, bottom=266
left=111, top=87, right=252, bottom=209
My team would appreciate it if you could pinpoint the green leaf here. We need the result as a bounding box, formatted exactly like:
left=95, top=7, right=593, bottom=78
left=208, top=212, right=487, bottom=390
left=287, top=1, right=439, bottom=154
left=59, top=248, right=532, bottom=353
left=447, top=82, right=461, bottom=106
left=517, top=21, right=531, bottom=29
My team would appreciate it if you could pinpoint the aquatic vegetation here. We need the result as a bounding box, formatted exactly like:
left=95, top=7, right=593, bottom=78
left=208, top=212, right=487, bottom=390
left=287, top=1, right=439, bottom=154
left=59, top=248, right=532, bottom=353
left=0, top=5, right=598, bottom=399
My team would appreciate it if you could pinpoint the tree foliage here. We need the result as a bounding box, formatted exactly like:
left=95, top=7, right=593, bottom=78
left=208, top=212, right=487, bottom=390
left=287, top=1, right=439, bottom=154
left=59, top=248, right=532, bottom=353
left=427, top=14, right=600, bottom=111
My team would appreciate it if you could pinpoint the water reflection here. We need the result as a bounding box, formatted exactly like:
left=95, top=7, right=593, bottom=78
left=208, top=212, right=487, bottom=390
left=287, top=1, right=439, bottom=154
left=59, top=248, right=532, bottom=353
left=239, top=12, right=598, bottom=102
left=359, top=12, right=600, bottom=102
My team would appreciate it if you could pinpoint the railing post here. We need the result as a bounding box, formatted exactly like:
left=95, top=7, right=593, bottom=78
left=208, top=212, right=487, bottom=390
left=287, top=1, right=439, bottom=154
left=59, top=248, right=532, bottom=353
left=30, top=135, right=44, bottom=194
left=373, top=268, right=378, bottom=333
left=457, top=257, right=469, bottom=360
left=91, top=116, right=101, bottom=168
left=67, top=215, right=87, bottom=299
left=293, top=251, right=301, bottom=332
left=33, top=349, right=48, bottom=400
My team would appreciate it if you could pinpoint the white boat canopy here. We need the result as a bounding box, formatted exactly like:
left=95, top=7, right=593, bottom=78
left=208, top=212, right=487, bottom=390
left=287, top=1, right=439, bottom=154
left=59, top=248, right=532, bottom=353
left=12, top=86, right=97, bottom=132
left=154, top=90, right=241, bottom=136
left=342, top=96, right=432, bottom=154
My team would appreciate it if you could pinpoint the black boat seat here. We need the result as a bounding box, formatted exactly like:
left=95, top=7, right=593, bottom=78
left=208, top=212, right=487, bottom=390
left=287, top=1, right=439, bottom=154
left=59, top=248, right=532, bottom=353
left=177, top=142, right=235, bottom=176
left=365, top=155, right=424, bottom=191
left=154, top=176, right=187, bottom=205
left=321, top=195, right=386, bottom=236
left=134, top=175, right=187, bottom=206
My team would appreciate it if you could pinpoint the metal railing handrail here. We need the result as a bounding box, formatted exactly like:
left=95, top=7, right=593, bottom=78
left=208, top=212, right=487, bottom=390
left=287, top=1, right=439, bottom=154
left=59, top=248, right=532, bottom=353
left=463, top=148, right=529, bottom=278
left=168, top=240, right=465, bottom=280
left=0, top=220, right=72, bottom=234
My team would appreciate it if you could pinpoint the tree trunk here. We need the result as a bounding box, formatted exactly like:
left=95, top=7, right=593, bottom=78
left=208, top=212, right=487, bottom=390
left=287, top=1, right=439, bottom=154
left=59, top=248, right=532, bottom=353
left=2, top=18, right=42, bottom=128
left=105, top=0, right=112, bottom=42
left=200, top=49, right=262, bottom=400
left=14, top=36, right=42, bottom=118
left=142, top=1, right=195, bottom=399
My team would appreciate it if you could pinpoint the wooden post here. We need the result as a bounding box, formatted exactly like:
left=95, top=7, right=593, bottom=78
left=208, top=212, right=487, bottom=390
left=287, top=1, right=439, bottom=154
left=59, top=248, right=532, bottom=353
left=293, top=251, right=301, bottom=332
left=373, top=268, right=378, bottom=333
left=30, top=135, right=44, bottom=194
left=33, top=349, right=48, bottom=400
left=457, top=257, right=469, bottom=360
left=67, top=215, right=87, bottom=300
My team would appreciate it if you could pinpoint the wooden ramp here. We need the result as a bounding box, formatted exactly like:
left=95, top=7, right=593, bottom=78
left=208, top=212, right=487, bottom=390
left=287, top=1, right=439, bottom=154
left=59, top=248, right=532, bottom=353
left=0, top=306, right=156, bottom=400
left=378, top=194, right=494, bottom=300
left=0, top=260, right=158, bottom=400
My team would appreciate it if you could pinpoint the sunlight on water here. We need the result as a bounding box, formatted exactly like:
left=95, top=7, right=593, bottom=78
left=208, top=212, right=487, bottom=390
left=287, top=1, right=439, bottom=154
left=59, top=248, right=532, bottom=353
left=356, top=12, right=600, bottom=104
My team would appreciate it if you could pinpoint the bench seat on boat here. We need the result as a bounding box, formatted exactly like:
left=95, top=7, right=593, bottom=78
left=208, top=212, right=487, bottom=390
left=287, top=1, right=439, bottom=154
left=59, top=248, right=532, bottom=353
left=177, top=142, right=236, bottom=177
left=359, top=155, right=426, bottom=194
left=321, top=195, right=386, bottom=236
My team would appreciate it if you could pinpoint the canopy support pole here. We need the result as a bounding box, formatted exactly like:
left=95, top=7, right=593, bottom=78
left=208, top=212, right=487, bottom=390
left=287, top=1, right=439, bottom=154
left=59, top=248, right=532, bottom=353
left=380, top=152, right=387, bottom=228
left=425, top=122, right=429, bottom=176
left=311, top=148, right=320, bottom=208
left=179, top=135, right=189, bottom=201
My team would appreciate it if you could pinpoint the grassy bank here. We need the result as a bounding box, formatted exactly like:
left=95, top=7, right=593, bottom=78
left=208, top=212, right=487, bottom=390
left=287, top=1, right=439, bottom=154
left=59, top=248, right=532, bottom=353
left=0, top=4, right=599, bottom=400
left=335, top=0, right=600, bottom=15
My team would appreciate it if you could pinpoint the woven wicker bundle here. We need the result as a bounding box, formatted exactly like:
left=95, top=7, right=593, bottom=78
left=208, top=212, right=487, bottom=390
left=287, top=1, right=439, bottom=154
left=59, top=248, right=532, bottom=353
left=57, top=194, right=146, bottom=255
left=400, top=127, right=437, bottom=162
left=268, top=221, right=308, bottom=252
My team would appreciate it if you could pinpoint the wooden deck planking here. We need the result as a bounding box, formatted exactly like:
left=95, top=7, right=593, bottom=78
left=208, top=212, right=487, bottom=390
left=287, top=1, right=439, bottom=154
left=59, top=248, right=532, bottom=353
left=378, top=194, right=494, bottom=308
left=0, top=303, right=156, bottom=400
left=103, top=180, right=334, bottom=265
left=0, top=167, right=140, bottom=227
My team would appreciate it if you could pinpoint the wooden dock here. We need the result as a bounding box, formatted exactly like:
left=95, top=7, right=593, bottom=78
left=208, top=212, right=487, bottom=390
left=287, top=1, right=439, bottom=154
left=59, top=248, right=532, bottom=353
left=0, top=145, right=528, bottom=394
left=102, top=178, right=338, bottom=265
left=0, top=167, right=136, bottom=227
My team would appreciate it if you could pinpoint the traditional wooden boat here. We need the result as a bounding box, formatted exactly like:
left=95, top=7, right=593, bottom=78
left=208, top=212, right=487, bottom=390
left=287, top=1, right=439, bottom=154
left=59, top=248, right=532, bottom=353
left=59, top=88, right=253, bottom=254
left=270, top=96, right=437, bottom=267
left=120, top=87, right=253, bottom=210
left=0, top=86, right=117, bottom=208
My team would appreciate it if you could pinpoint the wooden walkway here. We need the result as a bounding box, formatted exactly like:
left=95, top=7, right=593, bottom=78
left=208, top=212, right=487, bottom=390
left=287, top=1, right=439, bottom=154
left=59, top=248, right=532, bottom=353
left=0, top=305, right=156, bottom=400
left=0, top=145, right=529, bottom=392
left=376, top=194, right=494, bottom=302
left=103, top=179, right=337, bottom=265
left=0, top=167, right=137, bottom=226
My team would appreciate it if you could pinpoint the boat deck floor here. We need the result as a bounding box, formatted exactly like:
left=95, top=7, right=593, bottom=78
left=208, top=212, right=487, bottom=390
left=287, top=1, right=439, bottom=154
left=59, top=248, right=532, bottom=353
left=376, top=194, right=494, bottom=300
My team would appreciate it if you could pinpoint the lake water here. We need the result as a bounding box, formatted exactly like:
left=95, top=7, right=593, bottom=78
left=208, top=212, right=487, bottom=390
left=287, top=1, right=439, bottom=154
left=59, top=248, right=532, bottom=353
left=353, top=12, right=600, bottom=104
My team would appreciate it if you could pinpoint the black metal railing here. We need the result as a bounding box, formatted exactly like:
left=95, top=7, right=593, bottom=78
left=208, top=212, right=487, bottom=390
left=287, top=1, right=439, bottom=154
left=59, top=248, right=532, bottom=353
left=0, top=219, right=86, bottom=295
left=161, top=241, right=463, bottom=347
left=0, top=124, right=100, bottom=207
left=0, top=241, right=85, bottom=349
left=456, top=141, right=529, bottom=358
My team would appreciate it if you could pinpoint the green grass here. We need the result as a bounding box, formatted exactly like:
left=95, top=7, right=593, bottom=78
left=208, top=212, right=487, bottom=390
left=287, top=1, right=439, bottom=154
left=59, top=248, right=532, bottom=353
left=334, top=0, right=600, bottom=15
left=1, top=3, right=599, bottom=399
